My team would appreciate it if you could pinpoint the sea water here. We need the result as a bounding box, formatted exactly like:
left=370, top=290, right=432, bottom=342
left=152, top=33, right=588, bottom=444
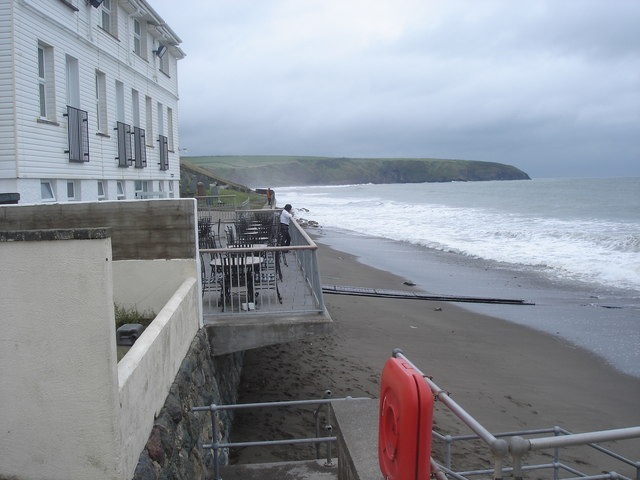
left=277, top=177, right=640, bottom=378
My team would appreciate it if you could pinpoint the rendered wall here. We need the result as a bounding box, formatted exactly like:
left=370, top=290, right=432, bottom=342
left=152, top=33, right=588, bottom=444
left=112, top=259, right=197, bottom=315
left=0, top=230, right=121, bottom=480
left=118, top=276, right=200, bottom=479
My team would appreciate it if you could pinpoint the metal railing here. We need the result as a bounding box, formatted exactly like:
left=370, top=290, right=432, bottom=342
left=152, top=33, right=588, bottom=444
left=192, top=395, right=369, bottom=480
left=196, top=195, right=239, bottom=224
left=199, top=210, right=325, bottom=317
left=392, top=349, right=640, bottom=480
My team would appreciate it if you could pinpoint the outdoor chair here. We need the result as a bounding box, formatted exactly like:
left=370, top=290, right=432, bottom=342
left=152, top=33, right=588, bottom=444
left=218, top=252, right=257, bottom=312
left=254, top=250, right=282, bottom=306
left=200, top=253, right=221, bottom=300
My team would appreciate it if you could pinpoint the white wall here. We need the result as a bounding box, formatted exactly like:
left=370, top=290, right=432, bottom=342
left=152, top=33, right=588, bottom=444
left=0, top=234, right=121, bottom=480
left=0, top=234, right=201, bottom=480
left=0, top=0, right=16, bottom=180
left=118, top=276, right=200, bottom=478
left=113, top=259, right=198, bottom=315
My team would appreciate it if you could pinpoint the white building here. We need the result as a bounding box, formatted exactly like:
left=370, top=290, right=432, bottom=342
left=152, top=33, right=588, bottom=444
left=0, top=0, right=184, bottom=204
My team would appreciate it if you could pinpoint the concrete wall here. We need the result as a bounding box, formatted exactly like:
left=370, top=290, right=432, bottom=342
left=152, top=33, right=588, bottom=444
left=113, top=259, right=197, bottom=315
left=118, top=276, right=200, bottom=479
left=332, top=399, right=384, bottom=480
left=0, top=229, right=121, bottom=480
left=0, top=199, right=202, bottom=479
left=0, top=198, right=197, bottom=260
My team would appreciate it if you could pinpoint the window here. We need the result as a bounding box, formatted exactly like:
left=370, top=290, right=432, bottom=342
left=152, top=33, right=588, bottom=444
left=133, top=19, right=147, bottom=58
left=97, top=180, right=106, bottom=200
left=159, top=47, right=169, bottom=75
left=133, top=19, right=141, bottom=55
left=38, top=45, right=46, bottom=117
left=156, top=102, right=164, bottom=136
left=145, top=95, right=153, bottom=146
left=135, top=180, right=149, bottom=198
left=67, top=181, right=76, bottom=200
left=167, top=107, right=174, bottom=151
left=95, top=71, right=108, bottom=134
left=168, top=181, right=174, bottom=198
left=101, top=0, right=118, bottom=37
left=37, top=43, right=55, bottom=121
left=117, top=181, right=125, bottom=199
left=41, top=181, right=55, bottom=202
left=115, top=80, right=124, bottom=123
left=131, top=89, right=140, bottom=126
left=66, top=55, right=80, bottom=108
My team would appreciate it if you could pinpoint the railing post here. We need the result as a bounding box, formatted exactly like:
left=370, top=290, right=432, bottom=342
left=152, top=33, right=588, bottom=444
left=493, top=453, right=505, bottom=480
left=444, top=434, right=452, bottom=469
left=325, top=393, right=334, bottom=466
left=325, top=426, right=334, bottom=466
left=210, top=404, right=221, bottom=480
left=553, top=426, right=561, bottom=480
left=510, top=436, right=531, bottom=480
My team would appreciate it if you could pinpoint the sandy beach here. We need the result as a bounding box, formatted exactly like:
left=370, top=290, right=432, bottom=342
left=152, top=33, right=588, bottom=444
left=230, top=239, right=640, bottom=474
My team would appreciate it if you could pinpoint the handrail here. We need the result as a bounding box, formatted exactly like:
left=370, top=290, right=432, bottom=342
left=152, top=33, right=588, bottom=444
left=393, top=349, right=640, bottom=480
left=193, top=396, right=369, bottom=480
left=392, top=349, right=509, bottom=459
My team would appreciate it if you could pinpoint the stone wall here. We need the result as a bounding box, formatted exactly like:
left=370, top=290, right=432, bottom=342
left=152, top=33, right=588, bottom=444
left=132, top=328, right=244, bottom=480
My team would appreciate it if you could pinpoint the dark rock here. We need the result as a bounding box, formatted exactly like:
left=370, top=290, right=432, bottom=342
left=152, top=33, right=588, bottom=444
left=165, top=393, right=182, bottom=424
left=132, top=450, right=158, bottom=480
left=145, top=426, right=165, bottom=464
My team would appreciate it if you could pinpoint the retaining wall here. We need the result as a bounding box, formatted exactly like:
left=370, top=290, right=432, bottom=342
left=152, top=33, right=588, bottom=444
left=118, top=277, right=201, bottom=478
left=132, top=328, right=244, bottom=480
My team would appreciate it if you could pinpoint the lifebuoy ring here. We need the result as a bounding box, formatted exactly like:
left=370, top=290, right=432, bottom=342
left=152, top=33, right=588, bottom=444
left=378, top=357, right=433, bottom=480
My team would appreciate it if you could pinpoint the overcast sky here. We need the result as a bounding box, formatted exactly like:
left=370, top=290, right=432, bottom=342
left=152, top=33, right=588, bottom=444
left=151, top=0, right=640, bottom=178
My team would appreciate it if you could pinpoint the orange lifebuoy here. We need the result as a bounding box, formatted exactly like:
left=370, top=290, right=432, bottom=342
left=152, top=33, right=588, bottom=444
left=378, top=357, right=433, bottom=480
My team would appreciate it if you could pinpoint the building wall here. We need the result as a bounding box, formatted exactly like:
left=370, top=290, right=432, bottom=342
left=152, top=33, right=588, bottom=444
left=0, top=0, right=16, bottom=180
left=0, top=0, right=183, bottom=204
left=0, top=231, right=122, bottom=480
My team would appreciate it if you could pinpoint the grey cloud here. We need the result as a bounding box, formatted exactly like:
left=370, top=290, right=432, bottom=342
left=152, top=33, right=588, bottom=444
left=157, top=0, right=640, bottom=178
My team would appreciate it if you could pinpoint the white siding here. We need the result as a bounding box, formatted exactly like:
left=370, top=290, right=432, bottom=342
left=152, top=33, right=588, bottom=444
left=0, top=1, right=16, bottom=179
left=1, top=0, right=183, bottom=202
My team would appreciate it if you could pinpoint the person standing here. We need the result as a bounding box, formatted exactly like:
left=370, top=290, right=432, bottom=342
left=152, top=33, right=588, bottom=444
left=279, top=204, right=294, bottom=247
left=266, top=188, right=273, bottom=207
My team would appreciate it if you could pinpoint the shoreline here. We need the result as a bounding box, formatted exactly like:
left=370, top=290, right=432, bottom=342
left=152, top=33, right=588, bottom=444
left=309, top=225, right=640, bottom=379
left=230, top=238, right=640, bottom=472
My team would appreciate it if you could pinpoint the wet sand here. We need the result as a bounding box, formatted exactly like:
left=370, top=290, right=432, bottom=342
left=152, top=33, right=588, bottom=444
left=230, top=240, right=640, bottom=474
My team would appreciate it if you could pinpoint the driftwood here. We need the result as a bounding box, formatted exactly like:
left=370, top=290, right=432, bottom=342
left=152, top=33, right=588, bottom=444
left=321, top=285, right=534, bottom=305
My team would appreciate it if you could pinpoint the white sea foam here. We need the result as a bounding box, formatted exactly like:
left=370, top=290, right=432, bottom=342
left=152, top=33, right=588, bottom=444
left=280, top=178, right=640, bottom=292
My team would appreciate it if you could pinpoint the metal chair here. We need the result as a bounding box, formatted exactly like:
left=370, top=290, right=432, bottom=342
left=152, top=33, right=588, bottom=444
left=219, top=252, right=254, bottom=311
left=254, top=250, right=282, bottom=307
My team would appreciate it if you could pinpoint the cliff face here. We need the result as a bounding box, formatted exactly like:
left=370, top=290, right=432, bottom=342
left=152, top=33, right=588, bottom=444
left=183, top=156, right=530, bottom=188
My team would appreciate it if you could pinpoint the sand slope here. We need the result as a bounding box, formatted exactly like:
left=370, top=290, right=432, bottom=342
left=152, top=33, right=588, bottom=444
left=230, top=242, right=640, bottom=474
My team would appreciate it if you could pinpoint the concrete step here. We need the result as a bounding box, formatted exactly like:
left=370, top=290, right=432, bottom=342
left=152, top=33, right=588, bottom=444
left=220, top=458, right=338, bottom=480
